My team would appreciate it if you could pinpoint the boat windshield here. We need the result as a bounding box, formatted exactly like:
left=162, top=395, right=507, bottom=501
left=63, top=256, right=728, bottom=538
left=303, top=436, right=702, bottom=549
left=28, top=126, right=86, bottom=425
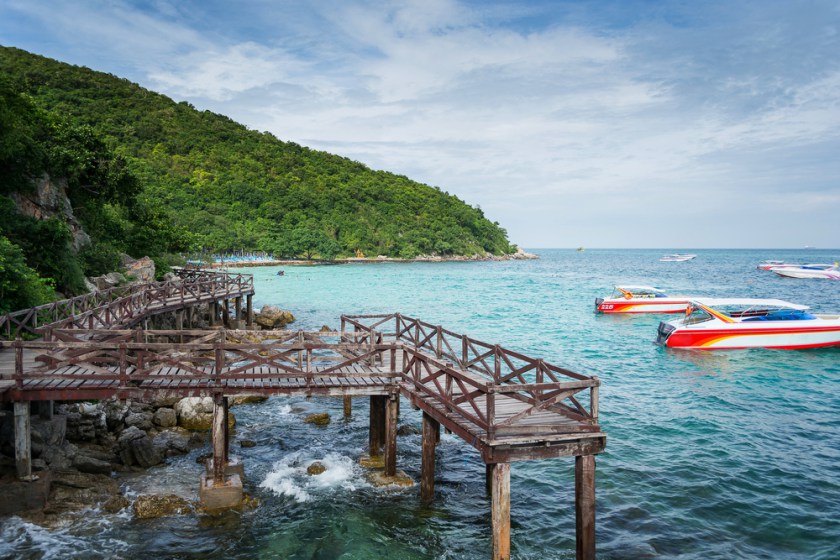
left=613, top=287, right=666, bottom=299
left=683, top=306, right=713, bottom=325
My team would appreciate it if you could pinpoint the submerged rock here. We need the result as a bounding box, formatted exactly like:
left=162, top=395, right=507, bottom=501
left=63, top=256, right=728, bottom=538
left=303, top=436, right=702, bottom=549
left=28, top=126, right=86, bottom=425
left=366, top=469, right=415, bottom=488
left=102, top=494, right=130, bottom=514
left=133, top=494, right=192, bottom=519
left=304, top=413, right=331, bottom=426
left=397, top=424, right=421, bottom=436
left=306, top=462, right=327, bottom=475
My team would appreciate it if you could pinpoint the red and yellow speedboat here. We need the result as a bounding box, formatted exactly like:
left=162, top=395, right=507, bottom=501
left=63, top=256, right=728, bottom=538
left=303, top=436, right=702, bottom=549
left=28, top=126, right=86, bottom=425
left=595, top=285, right=692, bottom=314
left=656, top=298, right=840, bottom=350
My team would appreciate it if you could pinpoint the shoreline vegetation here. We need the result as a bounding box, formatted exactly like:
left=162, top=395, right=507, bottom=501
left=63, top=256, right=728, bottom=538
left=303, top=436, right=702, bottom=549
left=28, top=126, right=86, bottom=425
left=210, top=248, right=539, bottom=268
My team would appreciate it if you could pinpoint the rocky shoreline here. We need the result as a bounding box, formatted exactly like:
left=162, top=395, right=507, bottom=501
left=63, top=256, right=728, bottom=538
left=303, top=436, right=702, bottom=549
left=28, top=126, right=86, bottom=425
left=0, top=395, right=268, bottom=524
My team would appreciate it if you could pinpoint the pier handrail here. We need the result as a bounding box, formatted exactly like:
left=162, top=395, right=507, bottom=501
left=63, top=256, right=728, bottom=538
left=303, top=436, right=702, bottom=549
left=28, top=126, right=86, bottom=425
left=8, top=328, right=398, bottom=391
left=341, top=313, right=601, bottom=439
left=0, top=268, right=253, bottom=339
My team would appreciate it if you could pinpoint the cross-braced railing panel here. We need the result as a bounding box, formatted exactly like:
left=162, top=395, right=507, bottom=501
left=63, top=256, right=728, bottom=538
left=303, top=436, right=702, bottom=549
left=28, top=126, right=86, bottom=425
left=8, top=330, right=399, bottom=393
left=1, top=268, right=254, bottom=340
left=341, top=313, right=601, bottom=440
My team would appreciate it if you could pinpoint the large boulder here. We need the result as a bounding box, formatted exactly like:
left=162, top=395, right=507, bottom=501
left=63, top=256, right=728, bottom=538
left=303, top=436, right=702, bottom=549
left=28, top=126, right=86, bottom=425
left=123, top=255, right=156, bottom=283
left=116, top=426, right=163, bottom=468
left=255, top=305, right=296, bottom=329
left=153, top=407, right=177, bottom=428
left=174, top=397, right=214, bottom=431
left=174, top=397, right=235, bottom=431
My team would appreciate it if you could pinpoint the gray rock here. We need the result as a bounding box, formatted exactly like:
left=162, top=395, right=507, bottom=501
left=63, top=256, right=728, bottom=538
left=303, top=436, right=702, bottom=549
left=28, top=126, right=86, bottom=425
left=152, top=428, right=193, bottom=458
left=116, top=426, right=164, bottom=468
left=153, top=407, right=177, bottom=428
left=125, top=411, right=154, bottom=431
left=73, top=454, right=113, bottom=475
left=103, top=399, right=130, bottom=431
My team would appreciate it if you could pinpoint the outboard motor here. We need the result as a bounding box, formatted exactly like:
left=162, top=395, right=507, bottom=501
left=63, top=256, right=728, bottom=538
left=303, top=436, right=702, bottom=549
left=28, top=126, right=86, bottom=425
left=656, top=322, right=676, bottom=345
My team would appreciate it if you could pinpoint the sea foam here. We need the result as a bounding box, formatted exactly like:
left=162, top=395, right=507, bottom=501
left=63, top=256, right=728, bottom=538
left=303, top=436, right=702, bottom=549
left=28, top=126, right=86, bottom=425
left=259, top=451, right=360, bottom=503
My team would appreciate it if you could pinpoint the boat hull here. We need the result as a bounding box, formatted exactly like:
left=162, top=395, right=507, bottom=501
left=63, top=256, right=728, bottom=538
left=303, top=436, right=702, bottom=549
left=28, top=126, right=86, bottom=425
left=772, top=268, right=840, bottom=280
left=658, top=319, right=840, bottom=349
left=596, top=298, right=689, bottom=314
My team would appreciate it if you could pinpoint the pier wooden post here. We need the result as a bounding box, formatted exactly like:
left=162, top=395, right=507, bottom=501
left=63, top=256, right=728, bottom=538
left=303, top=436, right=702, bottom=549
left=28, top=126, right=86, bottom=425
left=490, top=462, right=511, bottom=560
left=384, top=394, right=399, bottom=477
left=210, top=301, right=218, bottom=326
left=221, top=299, right=231, bottom=327
left=14, top=402, right=32, bottom=480
left=369, top=396, right=386, bottom=456
left=420, top=412, right=439, bottom=504
left=246, top=295, right=253, bottom=327
left=235, top=296, right=242, bottom=323
left=343, top=396, right=352, bottom=417
left=212, top=393, right=228, bottom=482
left=575, top=455, right=596, bottom=560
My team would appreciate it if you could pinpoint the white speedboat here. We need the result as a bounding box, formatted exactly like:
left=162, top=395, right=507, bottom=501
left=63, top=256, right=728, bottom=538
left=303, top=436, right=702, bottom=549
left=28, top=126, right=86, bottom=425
left=772, top=264, right=840, bottom=280
left=660, top=254, right=697, bottom=262
left=757, top=260, right=793, bottom=270
left=655, top=298, right=840, bottom=350
left=595, top=286, right=692, bottom=314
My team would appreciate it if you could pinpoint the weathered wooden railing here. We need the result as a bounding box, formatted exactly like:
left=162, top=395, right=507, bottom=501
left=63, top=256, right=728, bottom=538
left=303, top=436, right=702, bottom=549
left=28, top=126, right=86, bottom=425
left=8, top=328, right=397, bottom=394
left=0, top=268, right=254, bottom=339
left=341, top=313, right=600, bottom=441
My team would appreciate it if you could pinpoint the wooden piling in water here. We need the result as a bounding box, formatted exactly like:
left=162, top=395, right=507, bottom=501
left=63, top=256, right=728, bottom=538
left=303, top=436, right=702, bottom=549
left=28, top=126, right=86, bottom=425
left=212, top=393, right=228, bottom=482
left=575, top=455, right=596, bottom=560
left=490, top=463, right=511, bottom=560
left=343, top=396, right=352, bottom=417
left=384, top=394, right=398, bottom=476
left=421, top=412, right=439, bottom=504
left=369, top=396, right=386, bottom=456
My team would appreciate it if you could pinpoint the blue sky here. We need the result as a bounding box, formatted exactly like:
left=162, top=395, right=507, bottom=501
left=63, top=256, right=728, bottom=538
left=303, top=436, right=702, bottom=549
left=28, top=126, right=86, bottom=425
left=2, top=0, right=839, bottom=248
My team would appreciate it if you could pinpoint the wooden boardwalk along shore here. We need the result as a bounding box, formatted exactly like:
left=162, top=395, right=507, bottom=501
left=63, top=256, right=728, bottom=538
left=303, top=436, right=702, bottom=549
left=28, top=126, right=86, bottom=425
left=0, top=269, right=606, bottom=560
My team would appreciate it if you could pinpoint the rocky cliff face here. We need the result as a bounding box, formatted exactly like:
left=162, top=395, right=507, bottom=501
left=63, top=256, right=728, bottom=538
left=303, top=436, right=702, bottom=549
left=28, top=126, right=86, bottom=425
left=9, top=173, right=90, bottom=251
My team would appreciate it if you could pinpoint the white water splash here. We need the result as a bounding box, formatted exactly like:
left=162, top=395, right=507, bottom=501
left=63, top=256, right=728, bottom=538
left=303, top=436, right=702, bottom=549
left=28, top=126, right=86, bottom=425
left=259, top=451, right=361, bottom=503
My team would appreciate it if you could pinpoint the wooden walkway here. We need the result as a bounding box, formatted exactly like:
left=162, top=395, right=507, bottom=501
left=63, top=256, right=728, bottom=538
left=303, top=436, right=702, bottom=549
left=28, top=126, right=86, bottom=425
left=0, top=273, right=606, bottom=560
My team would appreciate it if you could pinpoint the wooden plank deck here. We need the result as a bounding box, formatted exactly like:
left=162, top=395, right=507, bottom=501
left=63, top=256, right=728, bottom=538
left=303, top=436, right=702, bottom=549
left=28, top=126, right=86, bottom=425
left=1, top=328, right=605, bottom=463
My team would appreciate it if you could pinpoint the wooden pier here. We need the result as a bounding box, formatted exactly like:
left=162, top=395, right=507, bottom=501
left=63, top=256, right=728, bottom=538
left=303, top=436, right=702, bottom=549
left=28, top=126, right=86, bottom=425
left=0, top=270, right=606, bottom=560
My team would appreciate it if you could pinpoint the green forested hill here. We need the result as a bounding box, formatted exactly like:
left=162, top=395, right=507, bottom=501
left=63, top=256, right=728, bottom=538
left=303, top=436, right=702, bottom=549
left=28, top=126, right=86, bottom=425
left=0, top=46, right=514, bottom=262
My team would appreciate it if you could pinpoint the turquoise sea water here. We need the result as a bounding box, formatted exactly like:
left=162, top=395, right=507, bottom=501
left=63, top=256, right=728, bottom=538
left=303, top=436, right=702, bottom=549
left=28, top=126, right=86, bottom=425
left=2, top=248, right=840, bottom=559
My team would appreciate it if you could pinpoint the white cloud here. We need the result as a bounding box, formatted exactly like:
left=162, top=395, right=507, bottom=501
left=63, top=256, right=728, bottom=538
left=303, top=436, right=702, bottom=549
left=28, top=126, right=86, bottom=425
left=148, top=42, right=305, bottom=101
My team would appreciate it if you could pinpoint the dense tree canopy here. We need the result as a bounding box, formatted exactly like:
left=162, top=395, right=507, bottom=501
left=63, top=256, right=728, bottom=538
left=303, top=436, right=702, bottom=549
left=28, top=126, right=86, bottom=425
left=0, top=46, right=515, bottom=262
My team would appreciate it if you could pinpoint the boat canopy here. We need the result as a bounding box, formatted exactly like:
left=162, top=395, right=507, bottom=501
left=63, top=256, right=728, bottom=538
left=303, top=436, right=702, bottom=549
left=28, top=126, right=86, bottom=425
left=613, top=286, right=668, bottom=298
left=690, top=298, right=810, bottom=310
